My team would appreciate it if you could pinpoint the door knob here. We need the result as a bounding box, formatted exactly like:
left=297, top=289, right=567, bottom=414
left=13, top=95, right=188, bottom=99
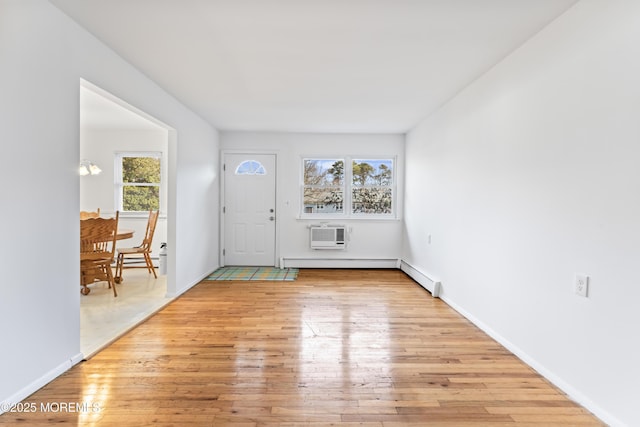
left=269, top=216, right=275, bottom=221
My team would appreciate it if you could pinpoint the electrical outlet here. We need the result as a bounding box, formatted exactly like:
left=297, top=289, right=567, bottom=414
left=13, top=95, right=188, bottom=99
left=575, top=274, right=589, bottom=297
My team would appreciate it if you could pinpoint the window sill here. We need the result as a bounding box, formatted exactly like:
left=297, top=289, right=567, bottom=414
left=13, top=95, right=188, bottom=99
left=101, top=211, right=166, bottom=220
left=296, top=215, right=400, bottom=222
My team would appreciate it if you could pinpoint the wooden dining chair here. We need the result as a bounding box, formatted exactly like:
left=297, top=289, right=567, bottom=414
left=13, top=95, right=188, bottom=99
left=80, top=211, right=119, bottom=296
left=80, top=208, right=101, bottom=220
left=114, top=210, right=159, bottom=283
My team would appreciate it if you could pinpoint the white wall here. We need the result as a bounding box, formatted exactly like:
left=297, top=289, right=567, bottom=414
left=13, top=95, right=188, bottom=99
left=403, top=1, right=640, bottom=425
left=0, top=0, right=219, bottom=409
left=80, top=128, right=169, bottom=255
left=221, top=132, right=404, bottom=267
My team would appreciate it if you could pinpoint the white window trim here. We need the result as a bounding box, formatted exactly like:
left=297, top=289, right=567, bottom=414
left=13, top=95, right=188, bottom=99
left=300, top=155, right=397, bottom=220
left=114, top=151, right=163, bottom=217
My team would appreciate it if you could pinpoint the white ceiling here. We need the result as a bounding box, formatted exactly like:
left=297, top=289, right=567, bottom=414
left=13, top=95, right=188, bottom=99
left=55, top=0, right=578, bottom=133
left=81, top=85, right=164, bottom=131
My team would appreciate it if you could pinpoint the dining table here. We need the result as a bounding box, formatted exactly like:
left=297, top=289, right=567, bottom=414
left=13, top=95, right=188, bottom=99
left=115, top=228, right=134, bottom=241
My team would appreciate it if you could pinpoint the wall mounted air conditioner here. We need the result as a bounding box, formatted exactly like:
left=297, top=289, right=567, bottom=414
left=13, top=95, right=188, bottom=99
left=310, top=225, right=346, bottom=249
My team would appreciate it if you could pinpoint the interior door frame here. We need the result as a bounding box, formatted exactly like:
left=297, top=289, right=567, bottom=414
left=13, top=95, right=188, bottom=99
left=220, top=150, right=280, bottom=267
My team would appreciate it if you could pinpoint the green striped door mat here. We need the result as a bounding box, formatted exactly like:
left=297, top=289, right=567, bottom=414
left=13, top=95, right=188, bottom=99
left=207, top=266, right=298, bottom=281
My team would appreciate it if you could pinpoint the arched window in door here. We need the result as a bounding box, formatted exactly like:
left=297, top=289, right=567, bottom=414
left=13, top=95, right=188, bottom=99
left=235, top=160, right=267, bottom=175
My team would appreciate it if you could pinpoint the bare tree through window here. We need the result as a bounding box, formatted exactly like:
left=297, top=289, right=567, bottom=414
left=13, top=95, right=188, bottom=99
left=302, top=158, right=394, bottom=216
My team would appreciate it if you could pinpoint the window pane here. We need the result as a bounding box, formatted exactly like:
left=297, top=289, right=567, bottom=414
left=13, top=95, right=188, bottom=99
left=352, top=159, right=393, bottom=186
left=123, top=186, right=159, bottom=211
left=123, top=157, right=161, bottom=184
left=352, top=187, right=392, bottom=214
left=236, top=160, right=266, bottom=175
left=304, top=159, right=344, bottom=186
left=301, top=157, right=395, bottom=217
left=303, top=188, right=343, bottom=213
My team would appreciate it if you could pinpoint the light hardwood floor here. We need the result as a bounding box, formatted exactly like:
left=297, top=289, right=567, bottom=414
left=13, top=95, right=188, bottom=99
left=1, top=269, right=603, bottom=426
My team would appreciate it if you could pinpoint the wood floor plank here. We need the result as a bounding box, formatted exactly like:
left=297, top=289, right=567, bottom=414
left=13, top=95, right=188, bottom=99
left=0, top=269, right=604, bottom=426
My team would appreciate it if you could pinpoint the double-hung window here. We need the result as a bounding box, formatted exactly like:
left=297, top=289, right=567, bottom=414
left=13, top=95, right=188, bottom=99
left=302, top=157, right=395, bottom=218
left=351, top=159, right=393, bottom=215
left=115, top=152, right=161, bottom=213
left=303, top=159, right=344, bottom=214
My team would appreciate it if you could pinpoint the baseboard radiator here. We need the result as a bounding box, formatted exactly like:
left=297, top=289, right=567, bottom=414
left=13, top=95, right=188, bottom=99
left=399, top=260, right=441, bottom=298
left=279, top=257, right=441, bottom=297
left=280, top=257, right=400, bottom=269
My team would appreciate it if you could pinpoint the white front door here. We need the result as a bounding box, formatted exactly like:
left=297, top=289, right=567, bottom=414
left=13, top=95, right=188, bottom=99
left=223, top=153, right=276, bottom=266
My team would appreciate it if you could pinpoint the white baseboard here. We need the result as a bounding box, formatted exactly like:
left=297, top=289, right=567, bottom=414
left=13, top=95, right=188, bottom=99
left=166, top=266, right=219, bottom=298
left=440, top=295, right=623, bottom=427
left=70, top=353, right=84, bottom=365
left=0, top=353, right=83, bottom=415
left=400, top=260, right=620, bottom=424
left=400, top=260, right=441, bottom=297
left=281, top=257, right=399, bottom=269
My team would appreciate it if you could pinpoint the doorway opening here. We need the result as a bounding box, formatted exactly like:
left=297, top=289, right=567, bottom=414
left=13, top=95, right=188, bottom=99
left=79, top=80, right=173, bottom=358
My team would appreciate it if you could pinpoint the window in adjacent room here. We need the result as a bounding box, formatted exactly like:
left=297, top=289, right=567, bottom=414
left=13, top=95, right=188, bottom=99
left=115, top=152, right=161, bottom=213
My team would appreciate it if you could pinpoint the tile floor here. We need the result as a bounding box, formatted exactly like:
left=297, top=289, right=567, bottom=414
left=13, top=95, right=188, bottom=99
left=80, top=268, right=171, bottom=358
